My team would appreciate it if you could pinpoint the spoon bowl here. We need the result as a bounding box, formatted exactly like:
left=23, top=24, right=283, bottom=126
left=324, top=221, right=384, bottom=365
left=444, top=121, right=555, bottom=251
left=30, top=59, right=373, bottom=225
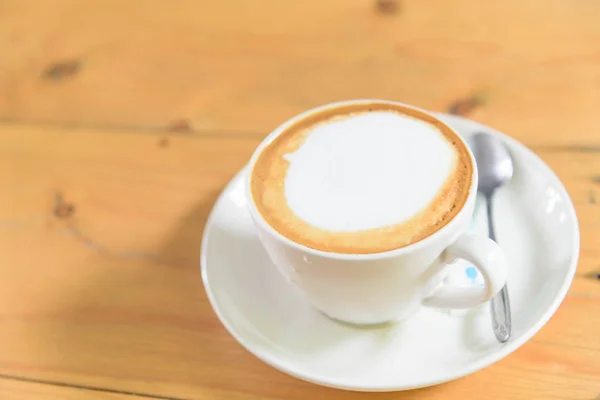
left=470, top=133, right=514, bottom=195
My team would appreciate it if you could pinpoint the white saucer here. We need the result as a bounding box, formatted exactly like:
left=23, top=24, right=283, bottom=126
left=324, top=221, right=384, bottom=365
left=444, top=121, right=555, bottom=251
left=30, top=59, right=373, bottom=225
left=201, top=114, right=579, bottom=391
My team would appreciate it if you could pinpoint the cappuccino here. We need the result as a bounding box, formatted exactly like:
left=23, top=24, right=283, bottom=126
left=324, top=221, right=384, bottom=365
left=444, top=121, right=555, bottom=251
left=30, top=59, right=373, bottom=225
left=250, top=102, right=472, bottom=254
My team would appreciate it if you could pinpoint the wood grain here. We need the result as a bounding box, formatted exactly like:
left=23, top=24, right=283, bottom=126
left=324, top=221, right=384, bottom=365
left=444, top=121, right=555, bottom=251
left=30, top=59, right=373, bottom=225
left=2, top=0, right=600, bottom=147
left=0, top=123, right=598, bottom=399
left=0, top=0, right=599, bottom=398
left=0, top=377, right=159, bottom=399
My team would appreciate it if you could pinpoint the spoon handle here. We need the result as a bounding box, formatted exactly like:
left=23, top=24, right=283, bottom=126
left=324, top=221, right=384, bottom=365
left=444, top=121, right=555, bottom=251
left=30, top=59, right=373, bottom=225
left=485, top=194, right=497, bottom=241
left=485, top=193, right=512, bottom=343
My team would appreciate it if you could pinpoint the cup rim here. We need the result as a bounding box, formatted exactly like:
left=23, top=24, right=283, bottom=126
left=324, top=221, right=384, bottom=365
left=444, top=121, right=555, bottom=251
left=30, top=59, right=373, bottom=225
left=246, top=99, right=478, bottom=260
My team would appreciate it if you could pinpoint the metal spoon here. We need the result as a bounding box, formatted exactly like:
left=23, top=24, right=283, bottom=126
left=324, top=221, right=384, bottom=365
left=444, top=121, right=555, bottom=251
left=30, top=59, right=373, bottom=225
left=470, top=132, right=513, bottom=343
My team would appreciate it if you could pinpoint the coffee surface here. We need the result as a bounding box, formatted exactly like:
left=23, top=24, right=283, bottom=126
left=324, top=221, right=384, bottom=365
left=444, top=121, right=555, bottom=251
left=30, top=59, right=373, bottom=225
left=251, top=102, right=472, bottom=254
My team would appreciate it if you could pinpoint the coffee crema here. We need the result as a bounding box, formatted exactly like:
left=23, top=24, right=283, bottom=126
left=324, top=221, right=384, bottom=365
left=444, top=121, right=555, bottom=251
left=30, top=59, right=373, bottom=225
left=250, top=102, right=473, bottom=254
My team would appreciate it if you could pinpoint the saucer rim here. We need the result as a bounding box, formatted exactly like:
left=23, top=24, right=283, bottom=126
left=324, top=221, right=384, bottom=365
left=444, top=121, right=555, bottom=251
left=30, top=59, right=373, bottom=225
left=200, top=113, right=580, bottom=391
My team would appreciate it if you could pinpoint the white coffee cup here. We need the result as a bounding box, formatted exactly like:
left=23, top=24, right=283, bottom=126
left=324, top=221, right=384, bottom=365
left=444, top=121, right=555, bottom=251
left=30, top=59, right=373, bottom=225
left=246, top=100, right=508, bottom=325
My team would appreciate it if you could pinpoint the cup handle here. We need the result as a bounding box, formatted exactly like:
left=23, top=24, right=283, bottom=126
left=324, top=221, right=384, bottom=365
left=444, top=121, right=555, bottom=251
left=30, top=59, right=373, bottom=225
left=423, top=233, right=508, bottom=309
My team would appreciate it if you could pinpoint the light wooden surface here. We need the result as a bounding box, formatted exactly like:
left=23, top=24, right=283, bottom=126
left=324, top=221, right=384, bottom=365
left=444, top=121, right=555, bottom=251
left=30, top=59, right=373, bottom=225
left=0, top=0, right=599, bottom=399
left=0, top=377, right=153, bottom=400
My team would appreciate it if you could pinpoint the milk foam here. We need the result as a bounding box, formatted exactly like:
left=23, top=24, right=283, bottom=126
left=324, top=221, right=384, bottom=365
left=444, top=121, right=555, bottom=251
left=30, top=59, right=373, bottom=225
left=283, top=112, right=457, bottom=232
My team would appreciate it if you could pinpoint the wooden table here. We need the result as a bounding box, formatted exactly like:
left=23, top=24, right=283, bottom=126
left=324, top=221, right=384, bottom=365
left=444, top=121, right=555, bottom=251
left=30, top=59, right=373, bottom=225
left=1, top=1, right=599, bottom=399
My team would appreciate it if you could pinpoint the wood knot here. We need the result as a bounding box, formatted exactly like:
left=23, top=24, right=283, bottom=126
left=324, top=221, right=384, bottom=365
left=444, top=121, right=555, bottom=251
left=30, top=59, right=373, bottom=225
left=54, top=193, right=75, bottom=219
left=376, top=0, right=400, bottom=14
left=447, top=94, right=486, bottom=117
left=167, top=119, right=192, bottom=132
left=41, top=59, right=82, bottom=81
left=158, top=137, right=170, bottom=148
